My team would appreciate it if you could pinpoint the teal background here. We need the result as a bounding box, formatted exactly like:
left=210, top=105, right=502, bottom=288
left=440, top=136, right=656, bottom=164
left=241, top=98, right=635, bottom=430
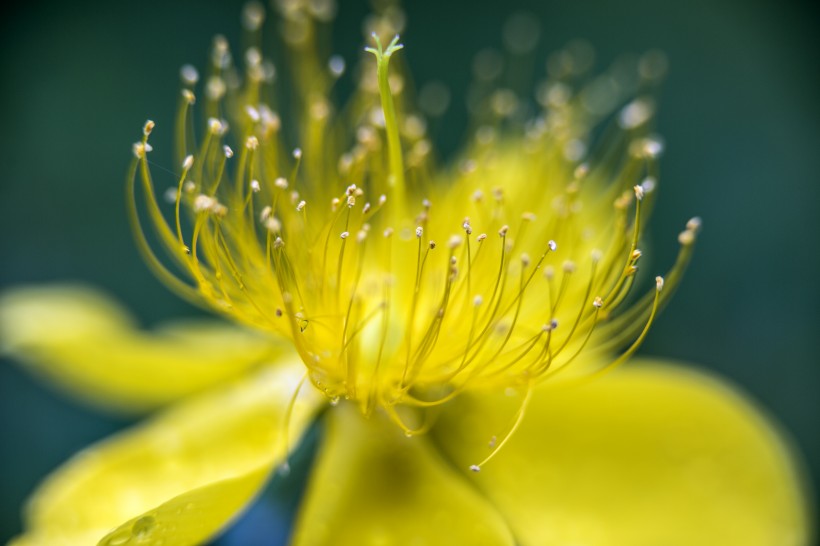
left=1, top=0, right=818, bottom=542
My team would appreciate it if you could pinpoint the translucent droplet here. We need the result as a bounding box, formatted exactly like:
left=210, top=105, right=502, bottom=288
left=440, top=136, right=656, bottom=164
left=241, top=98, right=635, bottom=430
left=132, top=515, right=156, bottom=542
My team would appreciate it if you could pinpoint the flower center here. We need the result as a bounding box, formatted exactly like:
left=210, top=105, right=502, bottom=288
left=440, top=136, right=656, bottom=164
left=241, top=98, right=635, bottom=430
left=127, top=3, right=699, bottom=436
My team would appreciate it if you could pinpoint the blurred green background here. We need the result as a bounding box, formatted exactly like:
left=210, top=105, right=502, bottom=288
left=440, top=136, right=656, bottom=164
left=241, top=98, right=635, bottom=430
left=1, top=0, right=817, bottom=543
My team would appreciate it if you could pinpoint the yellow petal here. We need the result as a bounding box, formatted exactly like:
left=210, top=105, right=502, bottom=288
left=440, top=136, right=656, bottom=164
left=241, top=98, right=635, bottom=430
left=434, top=360, right=812, bottom=546
left=290, top=404, right=516, bottom=546
left=11, top=359, right=323, bottom=546
left=0, top=284, right=281, bottom=413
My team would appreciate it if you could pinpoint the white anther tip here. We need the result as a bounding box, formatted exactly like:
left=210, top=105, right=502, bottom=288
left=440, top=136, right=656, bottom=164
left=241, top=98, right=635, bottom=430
left=415, top=226, right=423, bottom=238
left=143, top=120, right=155, bottom=136
left=182, top=155, right=194, bottom=170
left=470, top=465, right=481, bottom=473
left=655, top=276, right=665, bottom=291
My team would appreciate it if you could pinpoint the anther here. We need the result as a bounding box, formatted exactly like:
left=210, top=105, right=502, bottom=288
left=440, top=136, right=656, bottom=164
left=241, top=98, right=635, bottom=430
left=275, top=177, right=288, bottom=189
left=246, top=105, right=260, bottom=122
left=273, top=237, right=285, bottom=249
left=633, top=184, right=645, bottom=201
left=498, top=225, right=509, bottom=237
left=292, top=148, right=302, bottom=159
left=618, top=98, right=654, bottom=129
left=260, top=206, right=272, bottom=222
left=328, top=55, right=346, bottom=77
left=562, top=260, right=576, bottom=273
left=383, top=227, right=394, bottom=238
left=250, top=180, right=261, bottom=193
left=415, top=226, right=423, bottom=238
left=593, top=296, right=604, bottom=308
left=296, top=200, right=306, bottom=212
left=548, top=240, right=557, bottom=252
left=362, top=202, right=371, bottom=214
left=678, top=230, right=695, bottom=245
left=574, top=163, right=589, bottom=179
left=241, top=1, right=265, bottom=31
left=686, top=217, right=702, bottom=232
left=181, top=89, right=196, bottom=105
left=224, top=145, right=234, bottom=158
left=631, top=249, right=642, bottom=261
left=347, top=195, right=356, bottom=208
left=143, top=120, right=155, bottom=136
left=641, top=176, right=656, bottom=194
left=132, top=142, right=146, bottom=159
left=522, top=212, right=536, bottom=222
left=182, top=155, right=194, bottom=170
left=206, top=76, right=227, bottom=101
left=208, top=118, right=223, bottom=135
left=448, top=235, right=463, bottom=249
left=429, top=240, right=436, bottom=249
left=477, top=233, right=487, bottom=242
left=265, top=217, right=282, bottom=233
left=655, top=276, right=665, bottom=291
left=246, top=136, right=259, bottom=150
left=180, top=64, right=199, bottom=85
left=521, top=253, right=531, bottom=267
left=340, top=231, right=350, bottom=239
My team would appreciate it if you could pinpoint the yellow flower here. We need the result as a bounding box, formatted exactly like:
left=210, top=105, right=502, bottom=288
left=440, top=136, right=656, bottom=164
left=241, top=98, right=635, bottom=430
left=0, top=2, right=811, bottom=545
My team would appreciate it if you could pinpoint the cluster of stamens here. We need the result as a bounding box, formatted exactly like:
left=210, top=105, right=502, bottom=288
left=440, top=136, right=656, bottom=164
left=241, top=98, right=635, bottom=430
left=128, top=1, right=699, bottom=463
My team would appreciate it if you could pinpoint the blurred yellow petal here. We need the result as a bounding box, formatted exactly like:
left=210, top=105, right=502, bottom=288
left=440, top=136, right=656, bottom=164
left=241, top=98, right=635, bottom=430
left=11, top=359, right=323, bottom=546
left=434, top=360, right=812, bottom=546
left=291, top=404, right=516, bottom=546
left=0, top=284, right=281, bottom=412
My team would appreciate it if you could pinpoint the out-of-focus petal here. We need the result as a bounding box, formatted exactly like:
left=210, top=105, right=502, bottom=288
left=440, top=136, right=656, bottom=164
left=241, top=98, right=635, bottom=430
left=434, top=360, right=812, bottom=546
left=291, top=404, right=516, bottom=546
left=10, top=359, right=323, bottom=546
left=0, top=284, right=281, bottom=413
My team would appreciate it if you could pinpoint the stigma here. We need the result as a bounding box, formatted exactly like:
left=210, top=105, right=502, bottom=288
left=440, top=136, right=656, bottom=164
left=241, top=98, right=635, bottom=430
left=127, top=2, right=698, bottom=429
